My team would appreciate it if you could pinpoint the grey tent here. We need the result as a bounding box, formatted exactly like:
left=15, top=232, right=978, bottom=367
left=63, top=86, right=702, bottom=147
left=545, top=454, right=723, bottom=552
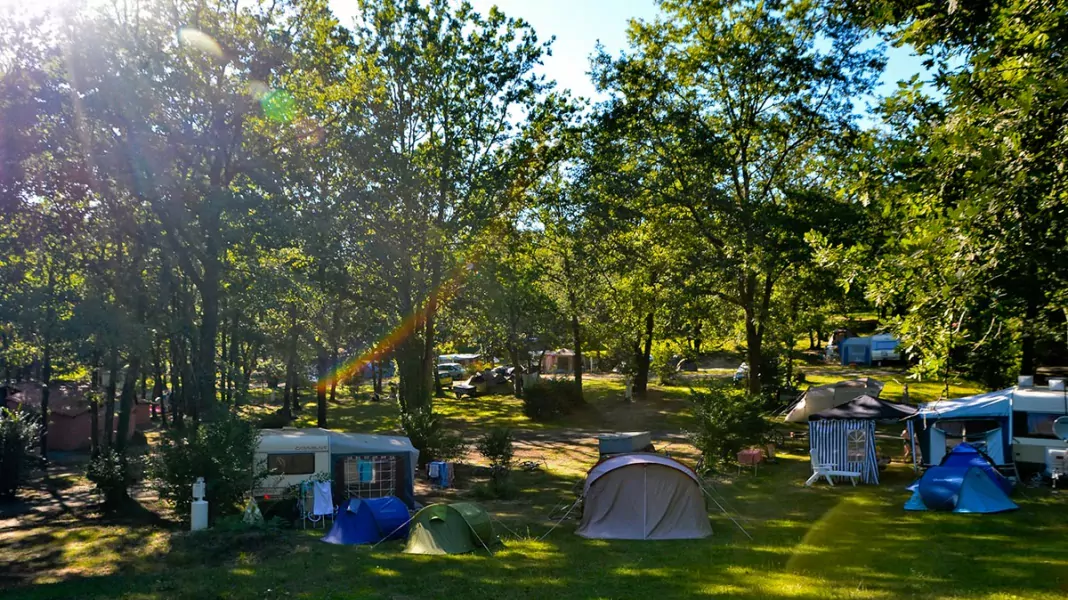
left=784, top=378, right=884, bottom=423
left=577, top=453, right=712, bottom=540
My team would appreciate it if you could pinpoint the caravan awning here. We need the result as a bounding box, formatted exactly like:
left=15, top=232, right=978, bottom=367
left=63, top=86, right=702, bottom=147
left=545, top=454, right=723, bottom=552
left=914, top=388, right=1013, bottom=420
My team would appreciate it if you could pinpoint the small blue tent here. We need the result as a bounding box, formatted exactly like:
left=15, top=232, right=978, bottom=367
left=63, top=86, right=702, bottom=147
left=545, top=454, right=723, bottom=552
left=322, top=496, right=411, bottom=545
left=839, top=337, right=872, bottom=366
left=904, top=445, right=1017, bottom=514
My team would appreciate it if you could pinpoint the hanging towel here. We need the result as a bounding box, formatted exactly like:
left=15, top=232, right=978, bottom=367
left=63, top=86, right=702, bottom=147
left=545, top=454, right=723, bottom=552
left=358, top=459, right=375, bottom=483
left=312, top=481, right=333, bottom=516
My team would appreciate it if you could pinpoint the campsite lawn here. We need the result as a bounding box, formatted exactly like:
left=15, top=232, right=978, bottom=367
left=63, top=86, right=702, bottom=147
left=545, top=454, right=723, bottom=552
left=9, top=370, right=1065, bottom=600
left=8, top=450, right=1068, bottom=600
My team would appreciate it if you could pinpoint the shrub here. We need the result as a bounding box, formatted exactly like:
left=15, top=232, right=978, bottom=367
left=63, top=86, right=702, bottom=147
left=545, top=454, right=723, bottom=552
left=401, top=408, right=466, bottom=464
left=87, top=447, right=134, bottom=508
left=147, top=413, right=262, bottom=522
left=476, top=428, right=514, bottom=481
left=650, top=344, right=679, bottom=385
left=0, top=407, right=41, bottom=498
left=522, top=378, right=582, bottom=421
left=688, top=384, right=772, bottom=472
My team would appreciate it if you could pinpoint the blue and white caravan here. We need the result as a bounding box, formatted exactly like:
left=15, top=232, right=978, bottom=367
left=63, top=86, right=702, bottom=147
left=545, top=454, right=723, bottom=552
left=912, top=377, right=1068, bottom=474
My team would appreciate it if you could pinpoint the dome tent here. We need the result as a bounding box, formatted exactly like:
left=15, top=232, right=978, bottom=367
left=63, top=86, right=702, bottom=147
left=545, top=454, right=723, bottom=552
left=321, top=496, right=410, bottom=546
left=904, top=443, right=1017, bottom=514
left=577, top=453, right=712, bottom=540
left=404, top=503, right=496, bottom=555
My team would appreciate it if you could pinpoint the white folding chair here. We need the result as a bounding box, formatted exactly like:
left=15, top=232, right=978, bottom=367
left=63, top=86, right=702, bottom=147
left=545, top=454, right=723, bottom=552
left=805, top=453, right=860, bottom=487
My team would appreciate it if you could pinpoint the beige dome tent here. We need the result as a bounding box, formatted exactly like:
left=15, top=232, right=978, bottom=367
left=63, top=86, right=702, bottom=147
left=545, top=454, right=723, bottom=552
left=576, top=453, right=712, bottom=540
left=784, top=378, right=884, bottom=423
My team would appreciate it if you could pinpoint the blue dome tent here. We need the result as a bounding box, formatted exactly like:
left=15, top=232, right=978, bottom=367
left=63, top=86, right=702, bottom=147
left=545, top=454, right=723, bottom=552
left=904, top=444, right=1017, bottom=514
left=322, top=496, right=410, bottom=545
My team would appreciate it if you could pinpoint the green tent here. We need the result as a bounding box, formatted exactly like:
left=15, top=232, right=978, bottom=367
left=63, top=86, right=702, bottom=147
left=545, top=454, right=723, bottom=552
left=403, top=502, right=495, bottom=555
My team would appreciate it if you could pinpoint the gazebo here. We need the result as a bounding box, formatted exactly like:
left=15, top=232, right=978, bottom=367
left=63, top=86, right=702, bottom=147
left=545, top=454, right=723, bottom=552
left=808, top=395, right=917, bottom=484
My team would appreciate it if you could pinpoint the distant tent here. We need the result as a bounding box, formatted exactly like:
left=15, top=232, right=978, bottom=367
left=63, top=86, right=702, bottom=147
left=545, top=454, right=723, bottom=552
left=785, top=378, right=884, bottom=423
left=577, top=453, right=712, bottom=540
left=840, top=337, right=873, bottom=366
left=322, top=496, right=410, bottom=545
left=905, top=444, right=1017, bottom=513
left=404, top=503, right=496, bottom=555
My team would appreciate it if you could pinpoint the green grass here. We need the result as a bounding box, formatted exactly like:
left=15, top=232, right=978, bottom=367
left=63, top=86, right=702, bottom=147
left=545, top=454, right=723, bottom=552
left=8, top=452, right=1068, bottom=599
left=12, top=372, right=1054, bottom=600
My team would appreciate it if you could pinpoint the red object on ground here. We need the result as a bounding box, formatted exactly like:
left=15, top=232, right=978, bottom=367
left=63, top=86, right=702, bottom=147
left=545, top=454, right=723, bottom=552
left=737, top=448, right=763, bottom=467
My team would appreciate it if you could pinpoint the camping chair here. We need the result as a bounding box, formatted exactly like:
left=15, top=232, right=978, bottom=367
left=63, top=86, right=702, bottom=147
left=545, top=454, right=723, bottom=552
left=298, top=480, right=336, bottom=529
left=805, top=452, right=860, bottom=487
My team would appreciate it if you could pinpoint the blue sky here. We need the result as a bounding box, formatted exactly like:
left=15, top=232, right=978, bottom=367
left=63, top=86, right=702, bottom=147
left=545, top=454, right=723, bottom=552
left=329, top=0, right=932, bottom=110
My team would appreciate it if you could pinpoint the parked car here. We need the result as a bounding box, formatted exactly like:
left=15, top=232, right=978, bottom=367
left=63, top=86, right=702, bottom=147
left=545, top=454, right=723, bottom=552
left=437, top=363, right=466, bottom=381
left=453, top=368, right=512, bottom=398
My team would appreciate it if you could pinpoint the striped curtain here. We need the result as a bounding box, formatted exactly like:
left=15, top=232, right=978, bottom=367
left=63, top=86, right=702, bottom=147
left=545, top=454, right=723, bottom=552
left=808, top=419, right=879, bottom=484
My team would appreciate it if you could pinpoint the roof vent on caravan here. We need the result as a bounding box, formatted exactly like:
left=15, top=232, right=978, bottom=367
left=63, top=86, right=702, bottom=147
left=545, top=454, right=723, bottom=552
left=1050, top=378, right=1066, bottom=392
left=1018, top=375, right=1034, bottom=388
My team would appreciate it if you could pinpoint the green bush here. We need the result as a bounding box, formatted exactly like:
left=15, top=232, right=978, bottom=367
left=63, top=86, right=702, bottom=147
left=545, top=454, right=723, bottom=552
left=0, top=407, right=41, bottom=498
left=476, top=428, right=514, bottom=481
left=688, top=384, right=772, bottom=472
left=87, top=447, right=134, bottom=508
left=401, top=409, right=466, bottom=464
left=147, top=413, right=262, bottom=523
left=522, top=378, right=582, bottom=421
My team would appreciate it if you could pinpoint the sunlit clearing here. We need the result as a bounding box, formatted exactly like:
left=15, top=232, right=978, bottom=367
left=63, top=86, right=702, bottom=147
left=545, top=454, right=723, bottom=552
left=177, top=27, right=224, bottom=59
left=262, top=89, right=296, bottom=123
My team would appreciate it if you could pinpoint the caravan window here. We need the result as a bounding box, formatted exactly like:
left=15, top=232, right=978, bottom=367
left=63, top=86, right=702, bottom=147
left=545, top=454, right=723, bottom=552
left=267, top=453, right=316, bottom=475
left=1014, top=412, right=1061, bottom=439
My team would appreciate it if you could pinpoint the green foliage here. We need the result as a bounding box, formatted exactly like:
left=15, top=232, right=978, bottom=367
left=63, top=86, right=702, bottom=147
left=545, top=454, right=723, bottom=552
left=0, top=407, right=41, bottom=498
left=86, top=447, right=134, bottom=508
left=147, top=414, right=262, bottom=522
left=688, top=384, right=772, bottom=471
left=400, top=409, right=466, bottom=464
left=522, top=378, right=583, bottom=421
left=476, top=427, right=514, bottom=481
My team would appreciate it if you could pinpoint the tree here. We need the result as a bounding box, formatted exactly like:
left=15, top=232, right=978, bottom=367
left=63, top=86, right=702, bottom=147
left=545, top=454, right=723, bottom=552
left=587, top=0, right=883, bottom=393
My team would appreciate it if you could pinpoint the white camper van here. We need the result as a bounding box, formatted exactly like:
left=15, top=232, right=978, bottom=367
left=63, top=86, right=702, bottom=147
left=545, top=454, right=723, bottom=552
left=254, top=428, right=419, bottom=506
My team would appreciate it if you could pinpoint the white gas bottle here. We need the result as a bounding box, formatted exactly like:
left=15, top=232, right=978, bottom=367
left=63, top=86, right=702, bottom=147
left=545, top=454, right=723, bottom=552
left=191, top=477, right=209, bottom=531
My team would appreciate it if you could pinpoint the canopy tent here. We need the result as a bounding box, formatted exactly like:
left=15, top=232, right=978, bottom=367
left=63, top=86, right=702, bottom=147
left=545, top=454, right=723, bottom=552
left=911, top=388, right=1013, bottom=467
left=404, top=503, right=496, bottom=555
left=785, top=378, right=884, bottom=423
left=808, top=395, right=916, bottom=485
left=577, top=453, right=712, bottom=540
left=905, top=444, right=1017, bottom=513
left=321, top=496, right=410, bottom=545
left=809, top=395, right=917, bottom=421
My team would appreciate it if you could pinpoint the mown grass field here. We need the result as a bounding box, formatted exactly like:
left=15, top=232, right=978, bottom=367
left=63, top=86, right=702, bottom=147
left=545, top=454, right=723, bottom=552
left=6, top=368, right=1064, bottom=600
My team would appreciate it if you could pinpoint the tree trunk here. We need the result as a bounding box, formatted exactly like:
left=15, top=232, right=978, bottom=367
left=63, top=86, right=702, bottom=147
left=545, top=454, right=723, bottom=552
left=571, top=312, right=584, bottom=400
left=115, top=355, right=140, bottom=454
left=195, top=257, right=220, bottom=419
left=103, top=347, right=119, bottom=449
left=38, top=267, right=56, bottom=459
left=744, top=308, right=763, bottom=395
left=316, top=348, right=328, bottom=428
left=169, top=334, right=183, bottom=430
left=633, top=311, right=654, bottom=394
left=692, top=321, right=703, bottom=355
left=1020, top=267, right=1041, bottom=376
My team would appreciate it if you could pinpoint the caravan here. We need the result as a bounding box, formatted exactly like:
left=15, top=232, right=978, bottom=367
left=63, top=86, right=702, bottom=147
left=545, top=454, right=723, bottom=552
left=255, top=428, right=420, bottom=508
left=912, top=377, right=1068, bottom=474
